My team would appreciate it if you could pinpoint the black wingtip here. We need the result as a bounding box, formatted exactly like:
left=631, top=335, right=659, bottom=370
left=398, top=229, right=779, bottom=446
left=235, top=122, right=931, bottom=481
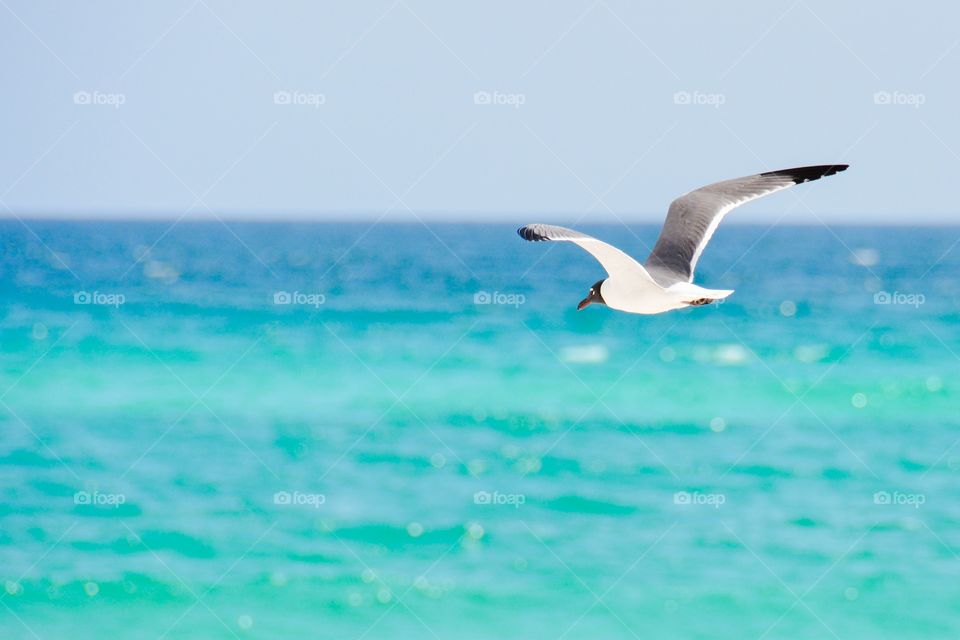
left=517, top=225, right=547, bottom=242
left=761, top=164, right=849, bottom=184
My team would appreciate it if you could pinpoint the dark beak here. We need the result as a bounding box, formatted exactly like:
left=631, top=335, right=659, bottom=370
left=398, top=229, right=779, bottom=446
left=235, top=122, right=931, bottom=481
left=577, top=296, right=592, bottom=311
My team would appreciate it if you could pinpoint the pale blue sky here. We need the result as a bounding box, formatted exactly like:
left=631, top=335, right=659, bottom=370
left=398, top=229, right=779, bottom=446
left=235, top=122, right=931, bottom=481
left=2, top=1, right=958, bottom=222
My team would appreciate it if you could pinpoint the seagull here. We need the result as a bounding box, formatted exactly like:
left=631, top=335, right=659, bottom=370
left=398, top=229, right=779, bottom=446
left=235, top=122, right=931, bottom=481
left=518, top=164, right=849, bottom=315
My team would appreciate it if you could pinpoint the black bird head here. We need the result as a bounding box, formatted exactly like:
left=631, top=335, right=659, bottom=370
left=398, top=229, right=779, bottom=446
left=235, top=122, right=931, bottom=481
left=577, top=279, right=606, bottom=311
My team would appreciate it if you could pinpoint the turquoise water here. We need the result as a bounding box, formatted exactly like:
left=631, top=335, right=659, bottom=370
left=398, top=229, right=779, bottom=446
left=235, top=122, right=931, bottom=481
left=1, top=221, right=959, bottom=639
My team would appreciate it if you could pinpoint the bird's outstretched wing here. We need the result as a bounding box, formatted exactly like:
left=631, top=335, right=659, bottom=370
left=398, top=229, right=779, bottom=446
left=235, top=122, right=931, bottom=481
left=645, top=164, right=849, bottom=283
left=518, top=224, right=660, bottom=287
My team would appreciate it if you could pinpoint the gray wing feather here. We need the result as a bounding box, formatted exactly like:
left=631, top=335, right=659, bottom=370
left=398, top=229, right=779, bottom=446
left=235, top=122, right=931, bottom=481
left=518, top=224, right=593, bottom=243
left=645, top=164, right=848, bottom=283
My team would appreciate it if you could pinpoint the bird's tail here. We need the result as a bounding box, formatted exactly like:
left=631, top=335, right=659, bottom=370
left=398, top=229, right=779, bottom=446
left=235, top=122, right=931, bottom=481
left=695, top=288, right=734, bottom=301
left=683, top=288, right=734, bottom=306
left=667, top=282, right=734, bottom=304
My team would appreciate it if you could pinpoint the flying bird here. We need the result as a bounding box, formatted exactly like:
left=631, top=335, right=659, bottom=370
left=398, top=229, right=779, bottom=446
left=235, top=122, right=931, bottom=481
left=518, top=164, right=848, bottom=315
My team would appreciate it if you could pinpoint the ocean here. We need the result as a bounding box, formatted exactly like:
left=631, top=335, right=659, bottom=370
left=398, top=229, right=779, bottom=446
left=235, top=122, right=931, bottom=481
left=1, top=220, right=958, bottom=639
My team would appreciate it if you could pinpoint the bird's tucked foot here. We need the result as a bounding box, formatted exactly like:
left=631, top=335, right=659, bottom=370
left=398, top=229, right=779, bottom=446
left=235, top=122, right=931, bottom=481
left=687, top=298, right=715, bottom=306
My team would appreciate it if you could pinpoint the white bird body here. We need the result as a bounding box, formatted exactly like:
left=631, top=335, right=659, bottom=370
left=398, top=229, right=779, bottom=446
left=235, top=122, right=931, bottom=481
left=601, top=278, right=734, bottom=315
left=519, top=164, right=848, bottom=315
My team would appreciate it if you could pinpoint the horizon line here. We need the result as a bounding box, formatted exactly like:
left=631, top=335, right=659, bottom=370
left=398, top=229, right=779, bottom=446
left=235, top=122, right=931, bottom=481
left=0, top=211, right=956, bottom=227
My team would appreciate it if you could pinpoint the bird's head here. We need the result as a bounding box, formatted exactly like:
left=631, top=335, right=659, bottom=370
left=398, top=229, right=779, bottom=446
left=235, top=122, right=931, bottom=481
left=577, top=279, right=606, bottom=311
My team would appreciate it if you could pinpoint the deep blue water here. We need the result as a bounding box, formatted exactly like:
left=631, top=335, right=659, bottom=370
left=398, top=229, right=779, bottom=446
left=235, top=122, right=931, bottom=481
left=1, top=220, right=959, bottom=639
